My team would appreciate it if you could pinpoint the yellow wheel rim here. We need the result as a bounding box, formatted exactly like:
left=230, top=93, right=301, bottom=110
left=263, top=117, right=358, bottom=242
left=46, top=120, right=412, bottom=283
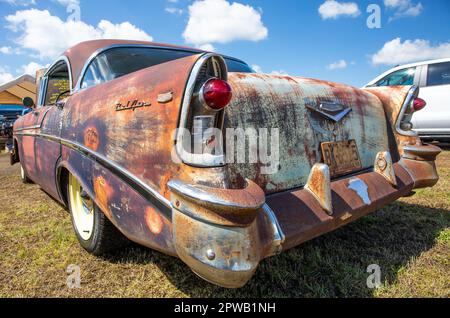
left=68, top=173, right=94, bottom=241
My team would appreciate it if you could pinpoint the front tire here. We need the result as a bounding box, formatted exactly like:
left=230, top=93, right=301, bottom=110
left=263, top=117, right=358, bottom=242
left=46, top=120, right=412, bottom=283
left=67, top=173, right=128, bottom=256
left=20, top=163, right=32, bottom=184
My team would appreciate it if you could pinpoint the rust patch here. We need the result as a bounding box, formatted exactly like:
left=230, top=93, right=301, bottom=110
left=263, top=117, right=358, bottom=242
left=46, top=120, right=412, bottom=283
left=93, top=175, right=113, bottom=219
left=145, top=206, right=164, bottom=235
left=84, top=126, right=100, bottom=151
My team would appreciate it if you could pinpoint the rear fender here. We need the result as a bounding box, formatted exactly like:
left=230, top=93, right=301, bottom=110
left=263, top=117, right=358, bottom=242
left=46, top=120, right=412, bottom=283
left=364, top=85, right=421, bottom=156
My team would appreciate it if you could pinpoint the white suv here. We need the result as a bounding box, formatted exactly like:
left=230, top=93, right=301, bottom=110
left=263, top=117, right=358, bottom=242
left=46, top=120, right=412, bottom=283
left=365, top=58, right=450, bottom=141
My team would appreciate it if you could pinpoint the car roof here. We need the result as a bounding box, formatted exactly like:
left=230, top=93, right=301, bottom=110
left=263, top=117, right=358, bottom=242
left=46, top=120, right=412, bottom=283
left=365, top=57, right=450, bottom=87
left=62, top=40, right=206, bottom=89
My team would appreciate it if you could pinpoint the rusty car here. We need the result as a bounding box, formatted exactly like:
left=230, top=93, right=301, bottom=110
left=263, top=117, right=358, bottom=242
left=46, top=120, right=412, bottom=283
left=11, top=39, right=441, bottom=288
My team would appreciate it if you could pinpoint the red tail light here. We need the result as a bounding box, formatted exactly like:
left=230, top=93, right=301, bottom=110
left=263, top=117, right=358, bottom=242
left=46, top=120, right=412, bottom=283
left=201, top=79, right=232, bottom=111
left=413, top=97, right=426, bottom=112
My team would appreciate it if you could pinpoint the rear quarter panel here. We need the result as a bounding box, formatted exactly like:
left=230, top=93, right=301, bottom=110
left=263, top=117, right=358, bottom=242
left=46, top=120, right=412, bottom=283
left=364, top=85, right=422, bottom=155
left=58, top=53, right=223, bottom=252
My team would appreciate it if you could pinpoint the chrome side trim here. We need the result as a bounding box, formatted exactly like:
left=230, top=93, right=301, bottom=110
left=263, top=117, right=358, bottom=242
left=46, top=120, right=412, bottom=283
left=14, top=107, right=52, bottom=132
left=396, top=86, right=419, bottom=137
left=14, top=132, right=172, bottom=216
left=15, top=125, right=41, bottom=132
left=175, top=53, right=227, bottom=167
left=262, top=204, right=285, bottom=255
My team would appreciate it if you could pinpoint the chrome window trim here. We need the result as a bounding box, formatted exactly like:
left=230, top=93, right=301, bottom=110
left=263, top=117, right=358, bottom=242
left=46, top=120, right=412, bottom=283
left=396, top=86, right=419, bottom=137
left=413, top=64, right=422, bottom=87
left=37, top=76, right=48, bottom=107
left=417, top=64, right=427, bottom=88
left=74, top=44, right=203, bottom=92
left=43, top=56, right=74, bottom=95
left=73, top=44, right=249, bottom=92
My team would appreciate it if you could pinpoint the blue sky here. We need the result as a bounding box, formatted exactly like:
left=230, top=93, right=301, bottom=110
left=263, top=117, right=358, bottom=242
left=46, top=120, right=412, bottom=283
left=0, top=0, right=449, bottom=87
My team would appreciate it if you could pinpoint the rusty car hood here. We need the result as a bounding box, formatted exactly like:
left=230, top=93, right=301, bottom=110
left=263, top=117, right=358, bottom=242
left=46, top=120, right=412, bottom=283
left=223, top=72, right=390, bottom=194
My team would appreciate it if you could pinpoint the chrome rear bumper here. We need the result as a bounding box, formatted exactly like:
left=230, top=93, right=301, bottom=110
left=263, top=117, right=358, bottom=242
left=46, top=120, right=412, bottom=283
left=168, top=145, right=441, bottom=288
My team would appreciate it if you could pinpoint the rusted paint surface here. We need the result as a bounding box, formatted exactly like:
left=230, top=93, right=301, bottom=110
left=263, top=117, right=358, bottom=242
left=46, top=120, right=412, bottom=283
left=400, top=157, right=440, bottom=189
left=225, top=73, right=389, bottom=194
left=90, top=161, right=175, bottom=254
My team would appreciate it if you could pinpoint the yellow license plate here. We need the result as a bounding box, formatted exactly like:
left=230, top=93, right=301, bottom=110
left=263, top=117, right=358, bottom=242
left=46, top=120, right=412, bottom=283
left=321, top=140, right=362, bottom=177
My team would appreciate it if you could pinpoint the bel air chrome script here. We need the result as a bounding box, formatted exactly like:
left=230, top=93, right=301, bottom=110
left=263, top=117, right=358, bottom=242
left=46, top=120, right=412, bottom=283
left=116, top=99, right=151, bottom=112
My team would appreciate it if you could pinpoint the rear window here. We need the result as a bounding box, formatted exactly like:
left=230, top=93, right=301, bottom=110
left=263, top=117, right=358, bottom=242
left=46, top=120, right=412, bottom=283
left=225, top=59, right=254, bottom=73
left=81, top=47, right=252, bottom=89
left=426, top=62, right=450, bottom=86
left=374, top=67, right=416, bottom=87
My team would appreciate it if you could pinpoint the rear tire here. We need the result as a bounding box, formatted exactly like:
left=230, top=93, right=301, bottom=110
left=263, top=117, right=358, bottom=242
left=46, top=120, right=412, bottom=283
left=67, top=173, right=128, bottom=256
left=20, top=163, right=32, bottom=184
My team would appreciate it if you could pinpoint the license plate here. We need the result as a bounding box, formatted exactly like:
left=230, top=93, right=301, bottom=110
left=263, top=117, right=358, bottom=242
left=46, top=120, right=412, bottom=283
left=321, top=140, right=362, bottom=177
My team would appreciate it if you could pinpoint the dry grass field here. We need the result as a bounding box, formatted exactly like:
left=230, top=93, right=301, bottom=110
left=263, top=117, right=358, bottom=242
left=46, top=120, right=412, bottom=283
left=0, top=150, right=449, bottom=298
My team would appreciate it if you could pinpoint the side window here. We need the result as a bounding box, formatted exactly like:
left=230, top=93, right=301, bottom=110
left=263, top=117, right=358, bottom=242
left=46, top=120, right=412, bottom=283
left=375, top=67, right=416, bottom=86
left=81, top=53, right=111, bottom=89
left=426, top=62, right=450, bottom=87
left=44, top=61, right=71, bottom=105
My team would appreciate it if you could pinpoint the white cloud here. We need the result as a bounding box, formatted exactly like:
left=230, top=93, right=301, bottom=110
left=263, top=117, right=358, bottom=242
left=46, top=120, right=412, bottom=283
left=270, top=70, right=289, bottom=76
left=0, top=66, right=14, bottom=85
left=250, top=65, right=289, bottom=75
left=6, top=9, right=153, bottom=60
left=0, top=46, right=13, bottom=54
left=165, top=7, right=184, bottom=15
left=327, top=59, right=347, bottom=70
left=371, top=38, right=450, bottom=65
left=183, top=0, right=268, bottom=48
left=2, top=0, right=80, bottom=6
left=1, top=0, right=36, bottom=6
left=319, top=0, right=360, bottom=20
left=251, top=64, right=263, bottom=73
left=19, top=61, right=48, bottom=76
left=198, top=43, right=215, bottom=51
left=384, top=0, right=423, bottom=19
left=53, top=0, right=80, bottom=5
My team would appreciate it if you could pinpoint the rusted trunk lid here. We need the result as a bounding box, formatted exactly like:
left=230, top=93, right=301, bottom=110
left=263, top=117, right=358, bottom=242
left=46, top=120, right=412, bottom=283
left=224, top=73, right=389, bottom=194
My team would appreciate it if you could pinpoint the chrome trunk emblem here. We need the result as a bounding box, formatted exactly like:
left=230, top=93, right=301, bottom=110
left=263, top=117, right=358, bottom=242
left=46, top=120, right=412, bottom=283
left=306, top=101, right=352, bottom=122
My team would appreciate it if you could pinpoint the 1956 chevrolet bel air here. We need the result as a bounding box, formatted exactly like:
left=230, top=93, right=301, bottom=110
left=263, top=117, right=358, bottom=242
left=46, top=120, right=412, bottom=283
left=11, top=40, right=441, bottom=288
